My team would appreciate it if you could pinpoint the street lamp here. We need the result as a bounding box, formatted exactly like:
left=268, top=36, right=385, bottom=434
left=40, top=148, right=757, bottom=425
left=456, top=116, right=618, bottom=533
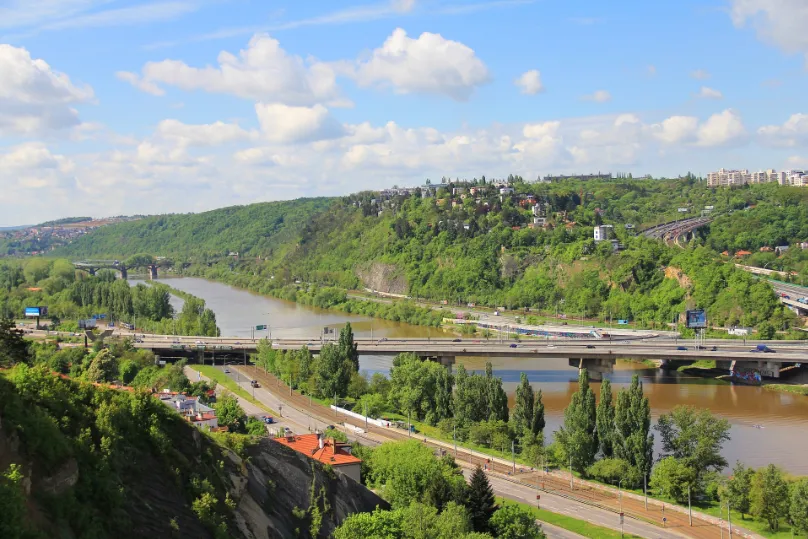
left=618, top=479, right=624, bottom=512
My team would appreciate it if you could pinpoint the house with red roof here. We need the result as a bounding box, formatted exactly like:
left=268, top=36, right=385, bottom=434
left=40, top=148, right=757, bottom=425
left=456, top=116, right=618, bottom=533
left=274, top=433, right=362, bottom=483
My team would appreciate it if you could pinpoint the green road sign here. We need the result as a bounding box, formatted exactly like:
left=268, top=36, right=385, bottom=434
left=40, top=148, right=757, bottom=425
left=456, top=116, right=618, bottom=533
left=256, top=325, right=267, bottom=330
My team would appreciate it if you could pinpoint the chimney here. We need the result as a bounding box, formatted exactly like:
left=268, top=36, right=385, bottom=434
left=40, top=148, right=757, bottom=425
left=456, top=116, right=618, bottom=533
left=318, top=433, right=324, bottom=450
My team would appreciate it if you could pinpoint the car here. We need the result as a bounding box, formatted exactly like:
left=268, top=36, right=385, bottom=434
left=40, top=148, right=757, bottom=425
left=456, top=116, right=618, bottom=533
left=250, top=380, right=260, bottom=388
left=379, top=337, right=388, bottom=342
left=547, top=344, right=556, bottom=349
left=676, top=346, right=688, bottom=351
left=586, top=345, right=595, bottom=349
left=195, top=340, right=202, bottom=344
left=621, top=340, right=630, bottom=344
left=509, top=343, right=518, bottom=348
left=452, top=338, right=462, bottom=342
left=710, top=346, right=718, bottom=351
left=751, top=345, right=776, bottom=353
left=235, top=341, right=241, bottom=345
left=262, top=416, right=274, bottom=424
left=223, top=368, right=231, bottom=373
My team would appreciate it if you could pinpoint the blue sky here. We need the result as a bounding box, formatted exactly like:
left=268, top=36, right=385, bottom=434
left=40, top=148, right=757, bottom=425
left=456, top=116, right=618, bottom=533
left=1, top=0, right=807, bottom=224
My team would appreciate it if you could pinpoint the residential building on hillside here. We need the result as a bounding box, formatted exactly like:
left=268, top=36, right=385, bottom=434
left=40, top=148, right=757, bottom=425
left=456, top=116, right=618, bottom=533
left=707, top=168, right=807, bottom=187
left=594, top=225, right=614, bottom=242
left=274, top=433, right=362, bottom=482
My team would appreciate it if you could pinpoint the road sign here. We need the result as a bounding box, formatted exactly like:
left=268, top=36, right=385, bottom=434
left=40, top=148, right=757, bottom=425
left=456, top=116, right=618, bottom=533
left=256, top=325, right=267, bottom=330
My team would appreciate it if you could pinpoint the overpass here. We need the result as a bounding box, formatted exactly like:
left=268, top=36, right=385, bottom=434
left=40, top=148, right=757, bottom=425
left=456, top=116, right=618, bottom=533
left=74, top=259, right=160, bottom=280
left=642, top=216, right=712, bottom=245
left=736, top=264, right=808, bottom=314
left=133, top=335, right=808, bottom=380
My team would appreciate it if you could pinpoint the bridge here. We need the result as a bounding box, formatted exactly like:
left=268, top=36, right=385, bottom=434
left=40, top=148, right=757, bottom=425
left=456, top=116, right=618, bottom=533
left=73, top=257, right=168, bottom=280
left=736, top=264, right=808, bottom=314
left=132, top=335, right=808, bottom=380
left=642, top=216, right=712, bottom=245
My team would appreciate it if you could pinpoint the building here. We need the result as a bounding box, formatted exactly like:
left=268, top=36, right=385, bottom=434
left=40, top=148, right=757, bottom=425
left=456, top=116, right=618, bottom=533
left=593, top=225, right=614, bottom=242
left=274, top=433, right=362, bottom=483
left=156, top=391, right=220, bottom=430
left=707, top=168, right=751, bottom=187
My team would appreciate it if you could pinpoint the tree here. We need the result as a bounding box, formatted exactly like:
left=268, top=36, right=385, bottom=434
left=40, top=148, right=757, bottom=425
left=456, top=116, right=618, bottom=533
left=489, top=504, right=546, bottom=539
left=316, top=344, right=352, bottom=398
left=650, top=457, right=697, bottom=503
left=333, top=508, right=405, bottom=539
left=347, top=371, right=369, bottom=399
left=532, top=389, right=545, bottom=435
left=85, top=349, right=117, bottom=383
left=0, top=319, right=29, bottom=368
left=655, top=405, right=731, bottom=479
left=789, top=478, right=808, bottom=535
left=750, top=464, right=789, bottom=532
left=0, top=464, right=27, bottom=539
left=724, top=461, right=754, bottom=519
left=555, top=369, right=597, bottom=473
left=512, top=373, right=534, bottom=437
left=613, top=375, right=653, bottom=480
left=434, top=502, right=473, bottom=538
left=214, top=393, right=247, bottom=433
left=466, top=465, right=497, bottom=534
left=596, top=378, right=615, bottom=458
left=338, top=322, right=360, bottom=372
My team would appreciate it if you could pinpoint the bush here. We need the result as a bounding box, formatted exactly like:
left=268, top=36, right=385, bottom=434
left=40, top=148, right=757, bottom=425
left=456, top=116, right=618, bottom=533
left=587, top=458, right=640, bottom=487
left=650, top=457, right=696, bottom=503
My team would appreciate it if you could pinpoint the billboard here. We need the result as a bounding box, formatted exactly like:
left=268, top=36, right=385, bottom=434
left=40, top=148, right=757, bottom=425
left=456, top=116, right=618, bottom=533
left=24, top=306, right=48, bottom=318
left=685, top=309, right=707, bottom=329
left=78, top=319, right=97, bottom=329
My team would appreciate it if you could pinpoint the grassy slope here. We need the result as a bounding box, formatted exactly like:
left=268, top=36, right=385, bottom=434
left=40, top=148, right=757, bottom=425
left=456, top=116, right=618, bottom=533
left=189, top=365, right=277, bottom=415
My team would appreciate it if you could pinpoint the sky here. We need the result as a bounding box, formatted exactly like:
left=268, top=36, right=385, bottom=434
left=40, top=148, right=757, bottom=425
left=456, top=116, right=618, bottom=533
left=1, top=0, right=808, bottom=225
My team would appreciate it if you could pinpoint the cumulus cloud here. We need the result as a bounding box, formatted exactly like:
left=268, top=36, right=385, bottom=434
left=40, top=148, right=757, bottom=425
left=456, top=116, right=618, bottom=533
left=696, top=109, right=747, bottom=146
left=514, top=70, right=544, bottom=95
left=255, top=103, right=345, bottom=144
left=352, top=28, right=490, bottom=100
left=118, top=34, right=342, bottom=105
left=116, top=71, right=165, bottom=96
left=0, top=43, right=94, bottom=136
left=154, top=119, right=256, bottom=147
left=652, top=116, right=699, bottom=144
left=730, top=0, right=808, bottom=67
left=698, top=86, right=723, bottom=99
left=758, top=113, right=808, bottom=146
left=582, top=90, right=611, bottom=103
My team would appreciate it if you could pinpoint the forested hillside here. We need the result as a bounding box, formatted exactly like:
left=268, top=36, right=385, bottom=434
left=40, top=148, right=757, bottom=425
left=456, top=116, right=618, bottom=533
left=57, top=198, right=334, bottom=259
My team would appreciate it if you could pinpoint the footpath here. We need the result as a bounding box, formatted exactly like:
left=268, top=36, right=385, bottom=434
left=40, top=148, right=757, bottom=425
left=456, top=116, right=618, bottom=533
left=234, top=365, right=763, bottom=539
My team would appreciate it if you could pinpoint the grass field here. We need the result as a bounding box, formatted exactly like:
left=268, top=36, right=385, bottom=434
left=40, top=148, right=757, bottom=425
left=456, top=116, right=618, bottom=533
left=496, top=498, right=643, bottom=539
left=190, top=365, right=277, bottom=415
left=764, top=383, right=808, bottom=396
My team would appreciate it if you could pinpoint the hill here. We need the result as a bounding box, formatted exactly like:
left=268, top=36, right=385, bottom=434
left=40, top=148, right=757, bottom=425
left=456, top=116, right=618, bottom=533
left=56, top=198, right=335, bottom=259
left=0, top=364, right=386, bottom=539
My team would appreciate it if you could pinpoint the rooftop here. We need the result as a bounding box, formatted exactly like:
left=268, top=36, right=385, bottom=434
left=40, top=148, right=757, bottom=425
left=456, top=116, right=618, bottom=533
left=274, top=433, right=361, bottom=466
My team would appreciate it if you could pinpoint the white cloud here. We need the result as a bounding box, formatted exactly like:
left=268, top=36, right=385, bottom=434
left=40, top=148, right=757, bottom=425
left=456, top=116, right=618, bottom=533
left=0, top=43, right=93, bottom=136
left=155, top=119, right=256, bottom=147
left=0, top=143, right=76, bottom=201
left=523, top=121, right=560, bottom=139
left=730, top=0, right=808, bottom=67
left=120, top=33, right=342, bottom=105
left=38, top=1, right=199, bottom=31
left=698, top=86, right=723, bottom=99
left=758, top=113, right=808, bottom=146
left=652, top=116, right=699, bottom=144
left=696, top=109, right=747, bottom=147
left=690, top=69, right=711, bottom=80
left=116, top=71, right=165, bottom=96
left=255, top=103, right=344, bottom=144
left=352, top=28, right=490, bottom=100
left=582, top=90, right=611, bottom=103
left=514, top=70, right=544, bottom=95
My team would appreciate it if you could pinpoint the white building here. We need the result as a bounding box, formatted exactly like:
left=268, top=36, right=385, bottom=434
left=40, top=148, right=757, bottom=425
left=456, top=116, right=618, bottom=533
left=594, top=225, right=614, bottom=242
left=707, top=168, right=751, bottom=187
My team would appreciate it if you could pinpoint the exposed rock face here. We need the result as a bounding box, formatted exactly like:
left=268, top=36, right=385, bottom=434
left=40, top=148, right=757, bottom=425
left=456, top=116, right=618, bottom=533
left=234, top=439, right=388, bottom=539
left=36, top=457, right=79, bottom=495
left=357, top=262, right=408, bottom=296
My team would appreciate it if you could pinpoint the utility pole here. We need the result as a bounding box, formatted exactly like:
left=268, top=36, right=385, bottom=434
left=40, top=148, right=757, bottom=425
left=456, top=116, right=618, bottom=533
left=569, top=455, right=573, bottom=490
left=644, top=474, right=648, bottom=510
left=727, top=501, right=732, bottom=537
left=688, top=485, right=692, bottom=526
left=511, top=440, right=516, bottom=474
left=408, top=410, right=411, bottom=437
left=453, top=426, right=457, bottom=457
left=364, top=402, right=368, bottom=432
left=619, top=479, right=624, bottom=512
left=334, top=392, right=337, bottom=418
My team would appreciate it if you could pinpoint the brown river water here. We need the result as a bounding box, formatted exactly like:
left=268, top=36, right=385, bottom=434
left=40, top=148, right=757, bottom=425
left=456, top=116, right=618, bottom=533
left=134, top=277, right=808, bottom=474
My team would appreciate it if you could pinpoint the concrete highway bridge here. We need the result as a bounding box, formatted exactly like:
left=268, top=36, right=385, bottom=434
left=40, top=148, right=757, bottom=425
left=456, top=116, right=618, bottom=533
left=642, top=216, right=712, bottom=245
left=133, top=335, right=808, bottom=380
left=74, top=259, right=162, bottom=279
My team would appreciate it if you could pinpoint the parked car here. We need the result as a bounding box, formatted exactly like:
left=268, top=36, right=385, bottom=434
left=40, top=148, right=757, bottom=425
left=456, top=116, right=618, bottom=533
left=751, top=345, right=776, bottom=353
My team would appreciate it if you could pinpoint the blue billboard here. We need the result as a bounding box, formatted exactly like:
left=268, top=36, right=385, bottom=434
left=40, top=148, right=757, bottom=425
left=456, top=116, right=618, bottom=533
left=617, top=319, right=629, bottom=325
left=685, top=309, right=707, bottom=329
left=24, top=307, right=47, bottom=317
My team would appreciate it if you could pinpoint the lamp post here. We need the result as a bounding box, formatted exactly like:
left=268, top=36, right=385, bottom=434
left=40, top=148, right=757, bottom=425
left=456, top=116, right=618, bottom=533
left=618, top=479, right=624, bottom=512
left=643, top=474, right=648, bottom=510
left=569, top=455, right=573, bottom=490
left=688, top=485, right=692, bottom=526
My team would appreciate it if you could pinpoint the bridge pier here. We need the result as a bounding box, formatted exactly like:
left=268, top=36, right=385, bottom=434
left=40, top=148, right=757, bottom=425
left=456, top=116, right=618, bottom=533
left=732, top=360, right=781, bottom=379
left=148, top=265, right=158, bottom=280
left=421, top=355, right=456, bottom=372
left=88, top=268, right=96, bottom=276
left=569, top=357, right=615, bottom=381
left=119, top=267, right=128, bottom=279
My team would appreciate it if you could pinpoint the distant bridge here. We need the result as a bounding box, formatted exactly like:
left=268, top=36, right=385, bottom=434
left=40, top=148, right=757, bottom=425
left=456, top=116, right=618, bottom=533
left=132, top=335, right=808, bottom=380
left=73, top=258, right=169, bottom=280
left=642, top=216, right=712, bottom=245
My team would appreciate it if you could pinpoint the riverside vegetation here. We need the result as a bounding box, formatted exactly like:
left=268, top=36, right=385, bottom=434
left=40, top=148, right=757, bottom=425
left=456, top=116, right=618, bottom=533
left=53, top=177, right=808, bottom=336
left=255, top=323, right=808, bottom=536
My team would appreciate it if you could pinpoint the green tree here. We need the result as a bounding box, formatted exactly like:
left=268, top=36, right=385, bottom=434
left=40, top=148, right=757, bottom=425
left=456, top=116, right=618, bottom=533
left=532, top=388, right=545, bottom=435
left=316, top=344, right=352, bottom=398
left=596, top=378, right=615, bottom=458
left=789, top=478, right=808, bottom=535
left=613, top=375, right=653, bottom=480
left=750, top=464, right=789, bottom=532
left=214, top=393, right=247, bottom=433
left=489, top=504, right=546, bottom=539
left=512, top=373, right=535, bottom=437
left=434, top=501, right=473, bottom=538
left=555, top=369, right=597, bottom=473
left=757, top=321, right=776, bottom=340
left=724, top=461, right=754, bottom=519
left=650, top=457, right=697, bottom=503
left=333, top=508, right=405, bottom=539
left=655, top=405, right=731, bottom=479
left=0, top=464, right=27, bottom=539
left=466, top=465, right=497, bottom=534
left=85, top=349, right=117, bottom=383
left=338, top=322, right=360, bottom=372
left=0, top=319, right=30, bottom=368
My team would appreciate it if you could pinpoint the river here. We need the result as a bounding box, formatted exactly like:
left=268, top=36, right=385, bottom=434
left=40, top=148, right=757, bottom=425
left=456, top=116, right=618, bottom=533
left=138, top=277, right=808, bottom=474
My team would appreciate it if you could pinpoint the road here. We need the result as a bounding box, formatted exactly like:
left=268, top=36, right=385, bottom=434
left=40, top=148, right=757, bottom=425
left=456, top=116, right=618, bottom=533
left=223, top=365, right=763, bottom=539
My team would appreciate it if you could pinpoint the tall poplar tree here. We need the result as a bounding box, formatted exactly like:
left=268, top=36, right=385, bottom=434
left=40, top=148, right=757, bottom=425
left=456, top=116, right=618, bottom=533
left=614, top=375, right=654, bottom=478
left=596, top=378, right=615, bottom=458
left=532, top=388, right=545, bottom=435
left=556, top=369, right=597, bottom=473
left=512, top=373, right=534, bottom=436
left=338, top=322, right=359, bottom=372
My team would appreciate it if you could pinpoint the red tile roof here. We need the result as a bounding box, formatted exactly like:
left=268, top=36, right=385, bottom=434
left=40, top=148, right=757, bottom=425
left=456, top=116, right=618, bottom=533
left=274, top=433, right=361, bottom=466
